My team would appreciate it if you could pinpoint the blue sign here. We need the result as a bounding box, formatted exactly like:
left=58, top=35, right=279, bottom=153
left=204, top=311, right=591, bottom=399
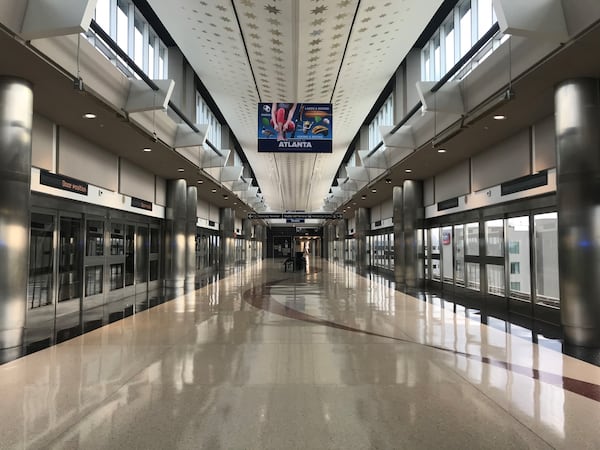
left=258, top=102, right=332, bottom=153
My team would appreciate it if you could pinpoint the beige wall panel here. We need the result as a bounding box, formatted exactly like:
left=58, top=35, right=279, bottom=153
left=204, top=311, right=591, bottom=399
left=533, top=115, right=556, bottom=172
left=471, top=129, right=530, bottom=191
left=58, top=127, right=118, bottom=190
left=119, top=158, right=155, bottom=202
left=424, top=177, right=435, bottom=206
left=31, top=113, right=54, bottom=170
left=155, top=176, right=167, bottom=206
left=381, top=198, right=393, bottom=219
left=435, top=160, right=470, bottom=203
left=197, top=199, right=210, bottom=219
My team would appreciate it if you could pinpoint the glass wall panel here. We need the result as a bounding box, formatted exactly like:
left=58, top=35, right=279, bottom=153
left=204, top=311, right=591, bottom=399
left=444, top=20, right=455, bottom=70
left=116, top=0, right=129, bottom=52
left=110, top=223, right=124, bottom=255
left=454, top=224, right=464, bottom=286
left=86, top=220, right=104, bottom=256
left=95, top=0, right=111, bottom=32
left=58, top=217, right=82, bottom=302
left=389, top=233, right=395, bottom=269
left=466, top=222, right=479, bottom=255
left=441, top=226, right=453, bottom=283
left=507, top=216, right=531, bottom=301
left=136, top=226, right=148, bottom=283
left=485, top=219, right=504, bottom=256
left=534, top=212, right=559, bottom=308
left=125, top=225, right=135, bottom=286
left=424, top=229, right=429, bottom=279
left=110, top=263, right=124, bottom=290
left=85, top=265, right=103, bottom=296
left=466, top=262, right=480, bottom=290
left=477, top=0, right=494, bottom=38
left=431, top=228, right=441, bottom=280
left=487, top=264, right=505, bottom=296
left=29, top=213, right=55, bottom=309
left=459, top=1, right=472, bottom=58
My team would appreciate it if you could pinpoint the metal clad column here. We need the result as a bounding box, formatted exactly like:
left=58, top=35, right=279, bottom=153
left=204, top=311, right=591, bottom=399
left=556, top=78, right=600, bottom=346
left=0, top=77, right=33, bottom=360
left=185, top=186, right=197, bottom=292
left=220, top=208, right=235, bottom=268
left=403, top=180, right=424, bottom=289
left=165, top=179, right=187, bottom=298
left=355, top=208, right=370, bottom=270
left=393, top=186, right=405, bottom=286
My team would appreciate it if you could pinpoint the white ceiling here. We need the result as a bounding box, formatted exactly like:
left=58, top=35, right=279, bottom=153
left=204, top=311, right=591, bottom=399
left=146, top=0, right=443, bottom=212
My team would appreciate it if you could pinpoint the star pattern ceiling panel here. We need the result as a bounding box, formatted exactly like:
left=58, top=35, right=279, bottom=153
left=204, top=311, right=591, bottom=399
left=146, top=0, right=442, bottom=213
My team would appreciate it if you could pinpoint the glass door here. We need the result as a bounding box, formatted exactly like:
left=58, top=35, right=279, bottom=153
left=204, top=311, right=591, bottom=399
left=135, top=224, right=149, bottom=311
left=55, top=214, right=83, bottom=343
left=26, top=211, right=56, bottom=352
left=105, top=221, right=130, bottom=322
left=83, top=217, right=106, bottom=332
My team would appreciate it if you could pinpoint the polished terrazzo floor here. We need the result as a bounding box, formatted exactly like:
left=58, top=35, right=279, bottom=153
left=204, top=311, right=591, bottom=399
left=2, top=258, right=600, bottom=449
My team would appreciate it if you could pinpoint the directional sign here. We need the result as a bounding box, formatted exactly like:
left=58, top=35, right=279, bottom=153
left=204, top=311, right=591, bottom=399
left=248, top=213, right=343, bottom=220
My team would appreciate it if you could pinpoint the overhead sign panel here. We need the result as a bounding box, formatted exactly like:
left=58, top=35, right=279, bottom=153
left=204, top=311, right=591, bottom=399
left=248, top=213, right=343, bottom=220
left=258, top=102, right=332, bottom=153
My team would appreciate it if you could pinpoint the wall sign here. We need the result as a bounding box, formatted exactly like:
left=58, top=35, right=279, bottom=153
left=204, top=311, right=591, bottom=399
left=40, top=170, right=88, bottom=195
left=131, top=197, right=153, bottom=211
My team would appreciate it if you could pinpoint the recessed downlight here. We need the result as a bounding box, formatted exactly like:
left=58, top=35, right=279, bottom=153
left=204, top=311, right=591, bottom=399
left=211, top=188, right=217, bottom=193
left=361, top=195, right=367, bottom=199
left=143, top=147, right=152, bottom=152
left=177, top=168, right=185, bottom=172
left=197, top=180, right=204, bottom=184
left=437, top=149, right=447, bottom=153
left=371, top=189, right=377, bottom=193
left=405, top=169, right=412, bottom=173
left=83, top=113, right=96, bottom=119
left=493, top=114, right=506, bottom=120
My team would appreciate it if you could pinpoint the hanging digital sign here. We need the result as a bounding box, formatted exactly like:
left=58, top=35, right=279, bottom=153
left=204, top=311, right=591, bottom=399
left=258, top=102, right=332, bottom=153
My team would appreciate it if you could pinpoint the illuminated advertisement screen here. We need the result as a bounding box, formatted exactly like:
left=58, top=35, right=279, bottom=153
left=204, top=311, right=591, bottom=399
left=258, top=102, right=332, bottom=153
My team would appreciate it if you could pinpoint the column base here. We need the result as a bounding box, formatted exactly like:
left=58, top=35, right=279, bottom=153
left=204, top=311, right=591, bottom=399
left=563, top=325, right=600, bottom=347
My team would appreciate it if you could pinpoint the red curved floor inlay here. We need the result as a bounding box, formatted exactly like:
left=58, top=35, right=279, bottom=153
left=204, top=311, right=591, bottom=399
left=242, top=279, right=600, bottom=404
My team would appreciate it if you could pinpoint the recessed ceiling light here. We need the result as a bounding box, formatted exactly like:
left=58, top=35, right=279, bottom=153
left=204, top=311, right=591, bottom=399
left=493, top=114, right=506, bottom=120
left=197, top=180, right=204, bottom=184
left=361, top=195, right=367, bottom=199
left=437, top=149, right=447, bottom=153
left=371, top=189, right=377, bottom=193
left=83, top=113, right=96, bottom=119
left=211, top=189, right=217, bottom=193
left=177, top=168, right=184, bottom=172
left=405, top=169, right=412, bottom=173
left=233, top=202, right=237, bottom=205
left=223, top=195, right=229, bottom=199
left=143, top=147, right=152, bottom=152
